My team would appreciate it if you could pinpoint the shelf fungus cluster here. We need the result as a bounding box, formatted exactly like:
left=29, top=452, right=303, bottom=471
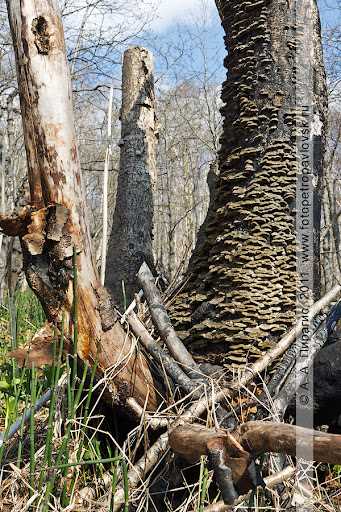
left=171, top=0, right=327, bottom=367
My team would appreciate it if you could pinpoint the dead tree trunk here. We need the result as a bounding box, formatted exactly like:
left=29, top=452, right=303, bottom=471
left=0, top=91, right=17, bottom=300
left=172, top=0, right=327, bottom=367
left=106, top=47, right=157, bottom=309
left=4, top=0, right=157, bottom=410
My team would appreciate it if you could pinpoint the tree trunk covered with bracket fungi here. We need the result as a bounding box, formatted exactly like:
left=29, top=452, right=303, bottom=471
left=106, top=46, right=157, bottom=309
left=4, top=0, right=157, bottom=410
left=171, top=0, right=327, bottom=367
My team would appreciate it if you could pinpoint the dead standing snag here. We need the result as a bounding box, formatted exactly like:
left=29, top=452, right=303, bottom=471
left=106, top=47, right=157, bottom=308
left=5, top=0, right=157, bottom=409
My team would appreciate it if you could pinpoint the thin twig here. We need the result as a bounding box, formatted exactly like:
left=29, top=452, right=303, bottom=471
left=100, top=84, right=114, bottom=285
left=120, top=290, right=144, bottom=324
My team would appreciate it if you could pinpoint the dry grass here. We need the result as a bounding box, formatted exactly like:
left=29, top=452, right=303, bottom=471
left=0, top=289, right=340, bottom=511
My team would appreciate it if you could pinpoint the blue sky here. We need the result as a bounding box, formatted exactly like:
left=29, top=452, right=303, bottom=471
left=141, top=0, right=225, bottom=86
left=62, top=0, right=339, bottom=90
left=151, top=0, right=340, bottom=30
left=318, top=0, right=341, bottom=25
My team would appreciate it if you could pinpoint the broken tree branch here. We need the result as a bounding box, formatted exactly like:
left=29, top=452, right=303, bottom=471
left=110, top=285, right=341, bottom=506
left=170, top=423, right=257, bottom=503
left=170, top=421, right=341, bottom=466
left=138, top=262, right=196, bottom=371
left=170, top=421, right=341, bottom=505
left=0, top=389, right=52, bottom=450
left=240, top=421, right=341, bottom=464
left=127, top=312, right=201, bottom=397
left=120, top=289, right=144, bottom=324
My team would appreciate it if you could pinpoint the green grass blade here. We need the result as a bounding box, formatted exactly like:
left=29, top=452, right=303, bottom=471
left=29, top=366, right=37, bottom=496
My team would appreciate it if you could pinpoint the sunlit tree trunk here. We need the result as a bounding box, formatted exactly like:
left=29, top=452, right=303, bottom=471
left=172, top=0, right=327, bottom=367
left=5, top=0, right=157, bottom=409
left=106, top=47, right=157, bottom=308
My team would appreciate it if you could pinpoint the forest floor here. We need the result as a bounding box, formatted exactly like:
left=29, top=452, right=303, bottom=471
left=0, top=290, right=340, bottom=511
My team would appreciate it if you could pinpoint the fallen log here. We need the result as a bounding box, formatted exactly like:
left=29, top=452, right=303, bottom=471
left=169, top=423, right=260, bottom=504
left=170, top=421, right=341, bottom=467
left=170, top=421, right=341, bottom=505
left=240, top=421, right=341, bottom=464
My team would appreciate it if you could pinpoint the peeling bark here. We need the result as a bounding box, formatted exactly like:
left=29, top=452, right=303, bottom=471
left=5, top=0, right=157, bottom=409
left=172, top=0, right=327, bottom=367
left=106, top=47, right=157, bottom=308
left=9, top=322, right=66, bottom=367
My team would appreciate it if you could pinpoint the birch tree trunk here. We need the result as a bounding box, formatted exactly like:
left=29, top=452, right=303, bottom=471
left=4, top=0, right=157, bottom=410
left=172, top=0, right=327, bottom=367
left=106, top=47, right=157, bottom=309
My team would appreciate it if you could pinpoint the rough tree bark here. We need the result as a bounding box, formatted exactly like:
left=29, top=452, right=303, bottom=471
left=106, top=47, right=157, bottom=309
left=172, top=0, right=327, bottom=367
left=4, top=0, right=157, bottom=410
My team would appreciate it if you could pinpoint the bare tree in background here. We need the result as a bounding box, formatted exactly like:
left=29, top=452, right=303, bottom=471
left=320, top=0, right=341, bottom=292
left=0, top=0, right=155, bottom=296
left=153, top=7, right=224, bottom=282
left=322, top=110, right=341, bottom=292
